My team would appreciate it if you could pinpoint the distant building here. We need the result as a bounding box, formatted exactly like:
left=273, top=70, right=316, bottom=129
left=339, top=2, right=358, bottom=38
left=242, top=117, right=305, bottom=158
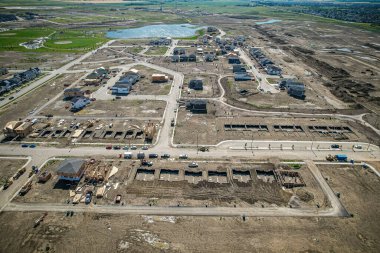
left=171, top=55, right=180, bottom=62
left=84, top=67, right=108, bottom=85
left=70, top=97, right=90, bottom=112
left=234, top=73, right=252, bottom=81
left=0, top=67, right=8, bottom=76
left=56, top=159, right=85, bottom=182
left=186, top=100, right=207, bottom=113
left=149, top=37, right=171, bottom=46
left=207, top=26, right=218, bottom=33
left=188, top=54, right=197, bottom=62
left=266, top=65, right=282, bottom=76
left=204, top=54, right=215, bottom=62
left=232, top=65, right=246, bottom=73
left=64, top=88, right=84, bottom=100
left=173, top=48, right=186, bottom=55
left=280, top=79, right=305, bottom=99
left=228, top=57, right=241, bottom=64
left=189, top=79, right=203, bottom=90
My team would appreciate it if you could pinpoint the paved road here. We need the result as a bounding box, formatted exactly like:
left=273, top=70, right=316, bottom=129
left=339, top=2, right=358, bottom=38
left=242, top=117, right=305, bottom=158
left=238, top=48, right=279, bottom=94
left=3, top=202, right=342, bottom=217
left=305, top=160, right=350, bottom=217
left=0, top=40, right=114, bottom=109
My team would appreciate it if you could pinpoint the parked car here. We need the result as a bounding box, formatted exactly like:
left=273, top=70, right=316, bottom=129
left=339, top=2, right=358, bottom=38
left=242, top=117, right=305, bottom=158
left=142, top=146, right=149, bottom=150
left=331, top=144, right=340, bottom=149
left=29, top=144, right=36, bottom=148
left=130, top=146, right=137, bottom=150
left=21, top=144, right=29, bottom=148
left=106, top=145, right=112, bottom=150
left=149, top=154, right=158, bottom=159
left=141, top=160, right=153, bottom=166
left=85, top=192, right=92, bottom=204
left=161, top=154, right=170, bottom=159
left=8, top=96, right=14, bottom=100
left=179, top=154, right=188, bottom=159
left=113, top=145, right=121, bottom=150
left=188, top=162, right=198, bottom=168
left=123, top=146, right=129, bottom=150
left=353, top=145, right=363, bottom=149
left=115, top=194, right=122, bottom=204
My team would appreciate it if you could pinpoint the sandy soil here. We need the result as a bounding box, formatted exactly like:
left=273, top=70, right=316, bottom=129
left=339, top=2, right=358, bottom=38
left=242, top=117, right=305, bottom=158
left=1, top=163, right=379, bottom=252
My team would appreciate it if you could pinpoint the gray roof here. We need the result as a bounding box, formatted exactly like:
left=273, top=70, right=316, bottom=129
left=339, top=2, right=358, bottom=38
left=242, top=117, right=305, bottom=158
left=57, top=159, right=85, bottom=174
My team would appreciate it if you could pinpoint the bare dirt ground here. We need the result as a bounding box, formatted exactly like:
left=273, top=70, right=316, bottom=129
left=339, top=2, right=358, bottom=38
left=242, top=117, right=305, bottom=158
left=14, top=158, right=327, bottom=211
left=41, top=99, right=166, bottom=118
left=144, top=46, right=168, bottom=56
left=0, top=159, right=27, bottom=186
left=0, top=51, right=79, bottom=70
left=129, top=65, right=172, bottom=96
left=84, top=47, right=126, bottom=62
left=68, top=58, right=134, bottom=70
left=183, top=73, right=221, bottom=98
left=1, top=162, right=379, bottom=252
left=174, top=106, right=368, bottom=145
left=0, top=73, right=86, bottom=127
left=22, top=119, right=159, bottom=146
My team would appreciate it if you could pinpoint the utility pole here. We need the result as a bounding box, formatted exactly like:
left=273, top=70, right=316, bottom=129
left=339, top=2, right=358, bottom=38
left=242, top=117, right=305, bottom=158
left=196, top=133, right=199, bottom=154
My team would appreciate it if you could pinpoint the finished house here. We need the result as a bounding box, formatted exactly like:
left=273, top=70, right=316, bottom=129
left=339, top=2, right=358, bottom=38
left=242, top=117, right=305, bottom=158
left=186, top=100, right=207, bottom=113
left=189, top=79, right=203, bottom=90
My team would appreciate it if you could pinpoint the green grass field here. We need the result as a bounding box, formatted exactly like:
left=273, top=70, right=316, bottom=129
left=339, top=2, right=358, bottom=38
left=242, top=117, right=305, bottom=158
left=0, top=28, right=108, bottom=52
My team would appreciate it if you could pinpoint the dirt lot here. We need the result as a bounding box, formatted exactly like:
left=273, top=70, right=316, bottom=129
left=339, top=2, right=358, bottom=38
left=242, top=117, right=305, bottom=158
left=128, top=65, right=172, bottom=96
left=0, top=72, right=86, bottom=128
left=84, top=47, right=126, bottom=62
left=183, top=73, right=221, bottom=98
left=1, top=162, right=379, bottom=252
left=0, top=51, right=79, bottom=70
left=222, top=76, right=334, bottom=110
left=41, top=99, right=166, bottom=118
left=0, top=158, right=27, bottom=186
left=14, top=158, right=327, bottom=210
left=144, top=46, right=168, bottom=56
left=68, top=58, right=134, bottom=70
left=22, top=118, right=160, bottom=146
left=174, top=106, right=368, bottom=145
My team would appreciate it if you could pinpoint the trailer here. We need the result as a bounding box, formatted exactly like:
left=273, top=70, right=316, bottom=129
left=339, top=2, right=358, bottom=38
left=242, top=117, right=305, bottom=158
left=124, top=152, right=132, bottom=159
left=335, top=154, right=348, bottom=162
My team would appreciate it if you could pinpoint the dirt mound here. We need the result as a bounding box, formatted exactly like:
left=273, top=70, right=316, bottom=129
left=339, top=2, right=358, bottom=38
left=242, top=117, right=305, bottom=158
left=296, top=189, right=314, bottom=202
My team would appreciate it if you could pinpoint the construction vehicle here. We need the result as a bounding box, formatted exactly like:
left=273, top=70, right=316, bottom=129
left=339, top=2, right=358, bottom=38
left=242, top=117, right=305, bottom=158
left=115, top=194, right=122, bottom=204
left=19, top=181, right=32, bottom=196
left=326, top=154, right=348, bottom=162
left=3, top=178, right=13, bottom=190
left=34, top=212, right=48, bottom=228
left=13, top=167, right=26, bottom=180
left=38, top=171, right=52, bottom=183
left=198, top=146, right=209, bottom=152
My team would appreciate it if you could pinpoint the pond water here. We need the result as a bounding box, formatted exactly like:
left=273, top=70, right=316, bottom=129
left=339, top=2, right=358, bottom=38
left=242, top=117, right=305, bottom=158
left=256, top=19, right=282, bottom=25
left=106, top=23, right=203, bottom=39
